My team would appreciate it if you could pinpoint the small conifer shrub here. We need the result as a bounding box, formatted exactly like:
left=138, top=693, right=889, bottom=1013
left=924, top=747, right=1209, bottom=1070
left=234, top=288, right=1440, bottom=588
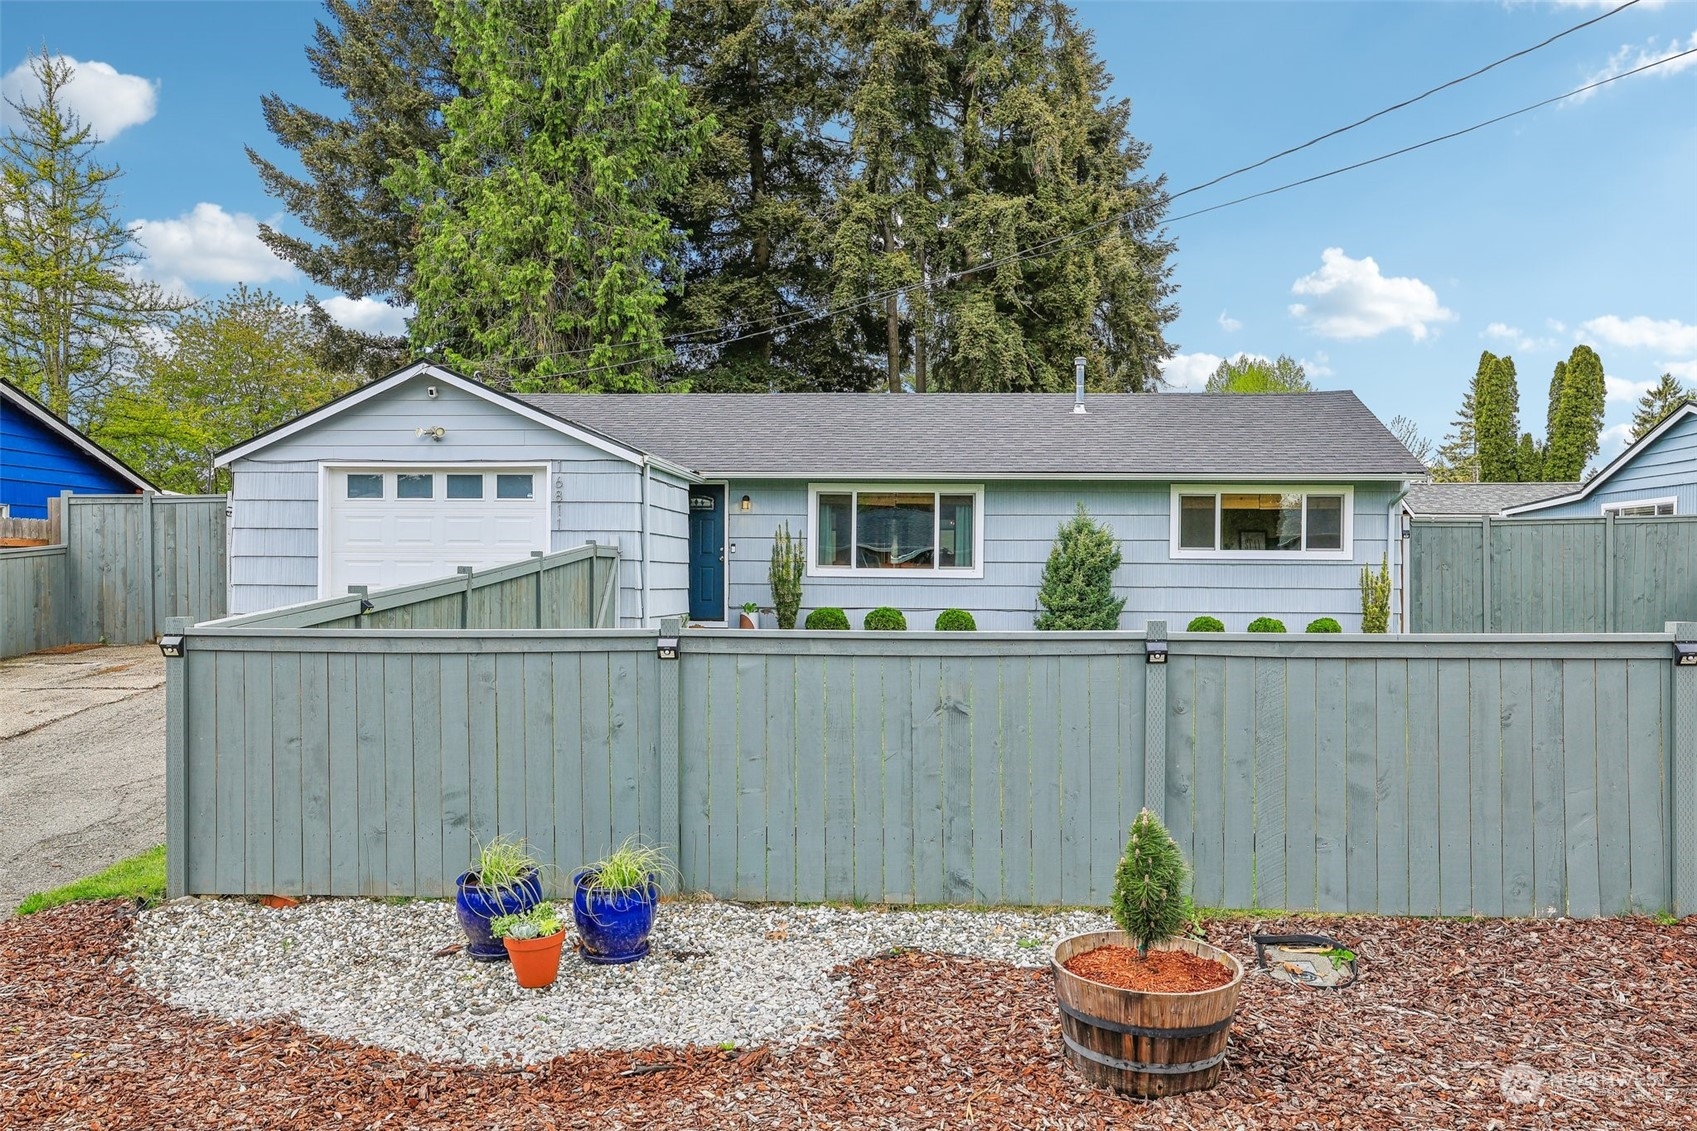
left=934, top=609, right=977, bottom=631
left=1111, top=808, right=1192, bottom=956
left=1247, top=616, right=1286, bottom=633
left=804, top=607, right=850, bottom=630
left=863, top=606, right=907, bottom=631
left=1186, top=615, right=1225, bottom=632
left=1035, top=504, right=1126, bottom=631
left=1306, top=617, right=1342, bottom=633
left=1360, top=555, right=1392, bottom=634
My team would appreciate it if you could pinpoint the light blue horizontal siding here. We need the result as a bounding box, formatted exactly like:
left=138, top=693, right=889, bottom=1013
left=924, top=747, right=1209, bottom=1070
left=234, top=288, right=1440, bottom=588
left=646, top=472, right=691, bottom=624
left=726, top=479, right=1406, bottom=631
left=1517, top=412, right=1697, bottom=517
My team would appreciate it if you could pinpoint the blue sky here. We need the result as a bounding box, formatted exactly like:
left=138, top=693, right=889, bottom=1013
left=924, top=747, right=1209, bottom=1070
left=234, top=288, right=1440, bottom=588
left=2, top=0, right=1693, bottom=465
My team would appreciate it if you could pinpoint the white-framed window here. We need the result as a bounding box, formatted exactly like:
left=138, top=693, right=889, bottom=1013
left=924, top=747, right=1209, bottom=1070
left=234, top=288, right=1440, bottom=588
left=807, top=484, right=984, bottom=578
left=1169, top=484, right=1355, bottom=560
left=1601, top=497, right=1675, bottom=517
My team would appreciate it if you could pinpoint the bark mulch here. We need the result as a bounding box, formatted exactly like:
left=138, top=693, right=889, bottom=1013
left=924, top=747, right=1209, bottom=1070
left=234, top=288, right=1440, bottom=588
left=3, top=901, right=1693, bottom=1130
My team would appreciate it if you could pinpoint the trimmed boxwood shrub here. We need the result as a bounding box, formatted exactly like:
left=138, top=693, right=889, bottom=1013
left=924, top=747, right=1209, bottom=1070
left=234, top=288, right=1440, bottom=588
left=1247, top=616, right=1286, bottom=633
left=934, top=609, right=977, bottom=631
left=804, top=607, right=850, bottom=630
left=864, top=606, right=908, bottom=631
left=1306, top=616, right=1343, bottom=633
left=1186, top=615, right=1225, bottom=632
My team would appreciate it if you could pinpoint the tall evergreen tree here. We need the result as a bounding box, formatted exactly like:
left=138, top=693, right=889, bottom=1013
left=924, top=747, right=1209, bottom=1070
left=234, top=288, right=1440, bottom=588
left=1515, top=432, right=1543, bottom=482
left=1542, top=345, right=1606, bottom=479
left=1433, top=391, right=1478, bottom=482
left=248, top=0, right=458, bottom=378
left=1474, top=351, right=1521, bottom=482
left=663, top=0, right=877, bottom=391
left=390, top=0, right=708, bottom=391
left=1630, top=372, right=1692, bottom=440
left=1, top=52, right=183, bottom=421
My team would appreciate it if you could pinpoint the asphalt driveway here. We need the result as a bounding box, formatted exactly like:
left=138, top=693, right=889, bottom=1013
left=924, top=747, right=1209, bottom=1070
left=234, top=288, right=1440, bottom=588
left=0, top=645, right=165, bottom=917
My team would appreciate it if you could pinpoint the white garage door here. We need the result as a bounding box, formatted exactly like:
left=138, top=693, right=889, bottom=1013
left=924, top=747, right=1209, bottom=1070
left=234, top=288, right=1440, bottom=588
left=323, top=466, right=549, bottom=597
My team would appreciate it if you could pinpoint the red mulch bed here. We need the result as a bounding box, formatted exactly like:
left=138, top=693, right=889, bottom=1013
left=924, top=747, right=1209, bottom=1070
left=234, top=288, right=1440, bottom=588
left=1063, top=945, right=1236, bottom=992
left=3, top=901, right=1694, bottom=1129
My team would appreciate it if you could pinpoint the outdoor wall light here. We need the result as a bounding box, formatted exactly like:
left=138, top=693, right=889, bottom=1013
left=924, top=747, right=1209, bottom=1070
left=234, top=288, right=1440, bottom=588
left=1145, top=639, right=1168, bottom=665
left=657, top=635, right=681, bottom=660
left=740, top=494, right=752, bottom=512
left=1675, top=642, right=1697, bottom=667
left=359, top=598, right=375, bottom=615
left=415, top=426, right=446, bottom=441
left=158, top=635, right=185, bottom=658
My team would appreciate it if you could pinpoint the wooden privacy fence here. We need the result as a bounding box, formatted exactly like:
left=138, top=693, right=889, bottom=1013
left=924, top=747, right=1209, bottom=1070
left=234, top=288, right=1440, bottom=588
left=165, top=619, right=1697, bottom=918
left=202, top=542, right=622, bottom=632
left=0, top=492, right=226, bottom=659
left=1409, top=514, right=1697, bottom=633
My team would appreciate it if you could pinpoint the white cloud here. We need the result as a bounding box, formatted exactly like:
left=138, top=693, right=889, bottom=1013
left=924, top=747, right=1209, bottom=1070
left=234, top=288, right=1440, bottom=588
left=1605, top=373, right=1657, bottom=407
left=1484, top=322, right=1534, bottom=351
left=1546, top=318, right=1567, bottom=335
left=1301, top=350, right=1333, bottom=379
left=133, top=203, right=295, bottom=292
left=320, top=295, right=412, bottom=338
left=1216, top=311, right=1241, bottom=333
left=1577, top=315, right=1697, bottom=356
left=1664, top=359, right=1697, bottom=383
left=1288, top=248, right=1455, bottom=341
left=0, top=54, right=158, bottom=140
left=1596, top=421, right=1636, bottom=462
left=1568, top=31, right=1697, bottom=104
left=1160, top=352, right=1223, bottom=391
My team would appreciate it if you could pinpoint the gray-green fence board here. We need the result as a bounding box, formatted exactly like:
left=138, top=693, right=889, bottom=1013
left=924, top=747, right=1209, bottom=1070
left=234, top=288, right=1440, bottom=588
left=1411, top=515, right=1697, bottom=634
left=167, top=627, right=1692, bottom=917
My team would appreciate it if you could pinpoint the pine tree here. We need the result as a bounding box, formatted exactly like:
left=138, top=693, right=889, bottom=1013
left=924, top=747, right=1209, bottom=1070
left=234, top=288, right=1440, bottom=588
left=390, top=0, right=708, bottom=391
left=1432, top=391, right=1478, bottom=482
left=1, top=52, right=184, bottom=420
left=1111, top=808, right=1192, bottom=955
left=662, top=0, right=878, bottom=392
left=248, top=0, right=458, bottom=377
left=1474, top=351, right=1522, bottom=482
left=1630, top=373, right=1693, bottom=440
left=1035, top=503, right=1125, bottom=630
left=1203, top=354, right=1312, bottom=394
left=1542, top=345, right=1606, bottom=479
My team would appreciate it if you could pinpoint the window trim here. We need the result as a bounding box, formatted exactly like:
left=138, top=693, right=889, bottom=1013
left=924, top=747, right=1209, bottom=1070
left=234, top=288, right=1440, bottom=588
left=1600, top=496, right=1676, bottom=517
left=1168, top=484, right=1355, bottom=561
left=806, top=483, right=986, bottom=579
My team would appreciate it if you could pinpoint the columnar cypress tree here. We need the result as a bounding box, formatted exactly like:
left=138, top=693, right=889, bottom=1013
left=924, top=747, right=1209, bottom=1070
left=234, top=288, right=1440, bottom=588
left=1543, top=345, right=1606, bottom=479
left=1474, top=351, right=1521, bottom=482
left=1035, top=503, right=1126, bottom=630
left=1631, top=373, right=1692, bottom=440
left=390, top=0, right=708, bottom=391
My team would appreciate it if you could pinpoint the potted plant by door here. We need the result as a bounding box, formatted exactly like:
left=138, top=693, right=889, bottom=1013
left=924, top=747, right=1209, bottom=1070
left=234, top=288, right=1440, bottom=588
left=490, top=903, right=568, bottom=989
left=1051, top=809, right=1244, bottom=1098
left=571, top=840, right=667, bottom=964
left=455, top=837, right=544, bottom=962
left=738, top=601, right=760, bottom=629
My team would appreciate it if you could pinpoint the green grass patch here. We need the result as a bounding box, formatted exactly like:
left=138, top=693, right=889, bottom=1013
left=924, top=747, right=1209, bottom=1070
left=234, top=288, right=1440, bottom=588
left=15, top=845, right=166, bottom=915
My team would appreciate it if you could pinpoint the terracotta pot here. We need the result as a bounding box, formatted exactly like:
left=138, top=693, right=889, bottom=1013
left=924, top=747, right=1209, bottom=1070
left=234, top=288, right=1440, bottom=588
left=1051, top=931, right=1243, bottom=1098
left=738, top=610, right=759, bottom=629
left=503, top=929, right=567, bottom=989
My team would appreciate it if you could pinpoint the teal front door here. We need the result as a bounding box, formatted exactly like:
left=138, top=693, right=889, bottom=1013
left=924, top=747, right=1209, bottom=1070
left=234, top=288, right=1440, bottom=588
left=688, top=486, right=725, bottom=620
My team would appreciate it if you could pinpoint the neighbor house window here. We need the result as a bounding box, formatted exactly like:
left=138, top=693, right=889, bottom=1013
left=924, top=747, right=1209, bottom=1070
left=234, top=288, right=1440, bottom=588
left=1601, top=498, right=1675, bottom=517
left=1172, top=486, right=1353, bottom=558
left=809, top=486, right=983, bottom=576
left=397, top=473, right=433, bottom=499
left=346, top=473, right=383, bottom=499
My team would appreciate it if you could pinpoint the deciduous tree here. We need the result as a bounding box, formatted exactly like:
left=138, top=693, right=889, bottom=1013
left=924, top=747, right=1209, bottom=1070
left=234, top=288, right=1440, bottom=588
left=1203, top=353, right=1311, bottom=394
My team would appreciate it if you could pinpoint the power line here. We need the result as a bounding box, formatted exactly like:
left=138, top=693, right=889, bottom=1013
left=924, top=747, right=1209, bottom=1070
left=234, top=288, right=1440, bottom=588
left=482, top=38, right=1687, bottom=381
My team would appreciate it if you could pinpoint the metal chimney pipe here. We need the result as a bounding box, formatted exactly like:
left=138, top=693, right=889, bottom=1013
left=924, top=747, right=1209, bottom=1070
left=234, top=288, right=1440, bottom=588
left=1073, top=356, right=1087, bottom=414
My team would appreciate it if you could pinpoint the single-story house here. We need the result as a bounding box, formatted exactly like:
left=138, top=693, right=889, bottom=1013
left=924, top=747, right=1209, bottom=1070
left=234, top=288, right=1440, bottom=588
left=213, top=361, right=1427, bottom=630
left=1501, top=402, right=1697, bottom=518
left=1, top=379, right=154, bottom=520
left=1403, top=481, right=1580, bottom=518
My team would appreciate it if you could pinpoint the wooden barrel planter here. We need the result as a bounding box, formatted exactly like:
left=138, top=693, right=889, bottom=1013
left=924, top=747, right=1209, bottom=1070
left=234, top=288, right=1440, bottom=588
left=1051, top=930, right=1244, bottom=1098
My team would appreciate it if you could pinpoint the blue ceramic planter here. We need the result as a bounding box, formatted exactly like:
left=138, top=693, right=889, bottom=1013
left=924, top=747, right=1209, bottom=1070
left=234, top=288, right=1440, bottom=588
left=455, top=868, right=543, bottom=962
left=572, top=869, right=658, bottom=964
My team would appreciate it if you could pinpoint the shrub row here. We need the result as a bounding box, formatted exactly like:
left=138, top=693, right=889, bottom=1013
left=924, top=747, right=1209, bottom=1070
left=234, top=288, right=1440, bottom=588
left=801, top=607, right=977, bottom=631
left=1186, top=615, right=1342, bottom=633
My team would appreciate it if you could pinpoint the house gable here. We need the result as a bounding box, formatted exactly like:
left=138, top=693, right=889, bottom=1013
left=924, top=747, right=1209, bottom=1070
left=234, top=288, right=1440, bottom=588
left=1, top=380, right=152, bottom=519
left=1502, top=404, right=1697, bottom=517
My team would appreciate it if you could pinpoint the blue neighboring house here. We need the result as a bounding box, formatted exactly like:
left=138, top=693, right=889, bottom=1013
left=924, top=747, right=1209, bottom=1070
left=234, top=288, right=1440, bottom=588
left=1, top=380, right=154, bottom=520
left=214, top=361, right=1427, bottom=630
left=1500, top=401, right=1697, bottom=518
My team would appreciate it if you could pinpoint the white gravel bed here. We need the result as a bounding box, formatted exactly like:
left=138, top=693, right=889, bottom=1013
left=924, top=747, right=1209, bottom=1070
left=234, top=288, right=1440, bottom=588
left=128, top=897, right=1113, bottom=1067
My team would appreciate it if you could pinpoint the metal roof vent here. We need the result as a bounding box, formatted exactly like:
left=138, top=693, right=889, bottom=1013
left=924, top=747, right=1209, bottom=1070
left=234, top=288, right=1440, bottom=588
left=1073, top=356, right=1087, bottom=414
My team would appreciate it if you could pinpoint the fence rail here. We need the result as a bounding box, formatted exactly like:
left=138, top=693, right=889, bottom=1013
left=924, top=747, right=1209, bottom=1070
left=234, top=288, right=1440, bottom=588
left=0, top=492, right=226, bottom=659
left=201, top=542, right=621, bottom=632
left=165, top=619, right=1697, bottom=918
left=1409, top=514, right=1697, bottom=633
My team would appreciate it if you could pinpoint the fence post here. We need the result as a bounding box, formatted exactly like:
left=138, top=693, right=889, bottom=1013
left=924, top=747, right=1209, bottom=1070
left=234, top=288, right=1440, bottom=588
left=141, top=491, right=157, bottom=640
left=1480, top=515, right=1493, bottom=633
left=658, top=616, right=683, bottom=881
left=347, top=584, right=368, bottom=628
left=1603, top=513, right=1616, bottom=633
left=164, top=615, right=190, bottom=898
left=586, top=541, right=598, bottom=627
left=532, top=550, right=545, bottom=628
left=457, top=566, right=474, bottom=629
left=1144, top=620, right=1168, bottom=818
left=1673, top=621, right=1697, bottom=917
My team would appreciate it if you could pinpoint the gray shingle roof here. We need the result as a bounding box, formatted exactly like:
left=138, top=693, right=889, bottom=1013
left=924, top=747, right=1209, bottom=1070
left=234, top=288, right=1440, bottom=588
left=520, top=391, right=1426, bottom=479
left=1403, top=481, right=1578, bottom=516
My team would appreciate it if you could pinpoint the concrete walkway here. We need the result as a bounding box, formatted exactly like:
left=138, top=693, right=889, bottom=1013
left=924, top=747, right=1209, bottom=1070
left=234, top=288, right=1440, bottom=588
left=0, top=645, right=165, bottom=917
